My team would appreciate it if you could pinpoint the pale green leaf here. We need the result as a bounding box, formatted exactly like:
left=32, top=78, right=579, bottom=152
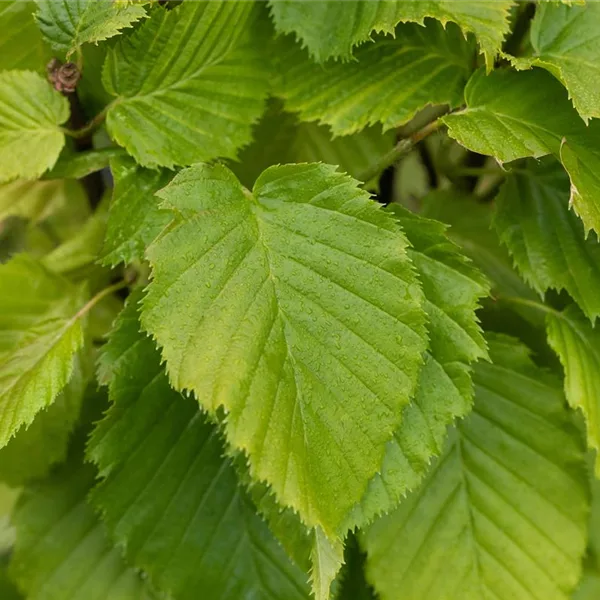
left=44, top=148, right=127, bottom=181
left=345, top=205, right=489, bottom=529
left=443, top=67, right=600, bottom=234
left=104, top=2, right=270, bottom=168
left=547, top=304, right=600, bottom=476
left=101, top=155, right=173, bottom=266
left=310, top=528, right=344, bottom=600
left=273, top=20, right=475, bottom=136
left=0, top=483, right=19, bottom=554
left=0, top=71, right=69, bottom=183
left=494, top=157, right=600, bottom=323
left=573, top=572, right=600, bottom=600
left=88, top=297, right=310, bottom=600
left=269, top=0, right=512, bottom=66
left=35, top=0, right=146, bottom=57
left=141, top=162, right=428, bottom=534
left=0, top=255, right=87, bottom=448
left=363, top=334, right=589, bottom=600
left=509, top=2, right=600, bottom=122
left=0, top=1, right=48, bottom=72
left=9, top=460, right=156, bottom=600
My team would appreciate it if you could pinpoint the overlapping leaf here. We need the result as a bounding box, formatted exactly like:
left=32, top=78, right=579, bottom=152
left=0, top=255, right=87, bottom=448
left=269, top=0, right=512, bottom=66
left=88, top=297, right=310, bottom=600
left=101, top=156, right=173, bottom=266
left=0, top=71, right=69, bottom=183
left=363, top=335, right=589, bottom=600
left=103, top=2, right=270, bottom=168
left=274, top=20, right=474, bottom=136
left=510, top=2, right=600, bottom=122
left=494, top=158, right=600, bottom=323
left=9, top=460, right=156, bottom=600
left=35, top=0, right=146, bottom=57
left=0, top=2, right=47, bottom=71
left=444, top=67, right=600, bottom=234
left=141, top=162, right=428, bottom=534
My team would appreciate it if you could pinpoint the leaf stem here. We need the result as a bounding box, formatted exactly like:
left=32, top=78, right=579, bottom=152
left=358, top=118, right=442, bottom=184
left=495, top=295, right=560, bottom=317
left=64, top=102, right=112, bottom=140
left=73, top=280, right=129, bottom=323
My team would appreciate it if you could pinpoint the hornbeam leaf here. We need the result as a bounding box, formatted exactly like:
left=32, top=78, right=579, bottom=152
left=268, top=0, right=512, bottom=67
left=363, top=334, right=589, bottom=600
left=0, top=71, right=69, bottom=183
left=494, top=158, right=600, bottom=323
left=103, top=2, right=270, bottom=168
left=547, top=304, right=600, bottom=476
left=9, top=460, right=156, bottom=600
left=509, top=2, right=600, bottom=122
left=0, top=255, right=87, bottom=448
left=101, top=156, right=173, bottom=266
left=0, top=2, right=48, bottom=71
left=443, top=68, right=600, bottom=234
left=141, top=162, right=428, bottom=535
left=35, top=0, right=146, bottom=57
left=273, top=20, right=475, bottom=136
left=88, top=297, right=310, bottom=600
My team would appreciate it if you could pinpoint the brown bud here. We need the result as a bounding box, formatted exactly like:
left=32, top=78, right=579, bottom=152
left=46, top=59, right=81, bottom=94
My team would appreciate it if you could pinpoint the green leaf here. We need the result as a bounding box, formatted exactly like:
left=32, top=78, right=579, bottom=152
left=273, top=20, right=475, bottom=136
left=44, top=148, right=127, bottom=180
left=345, top=205, right=489, bottom=529
left=88, top=297, right=310, bottom=600
left=0, top=352, right=87, bottom=487
left=0, top=71, right=69, bottom=183
left=35, top=0, right=147, bottom=57
left=0, top=483, right=19, bottom=554
left=9, top=460, right=156, bottom=600
left=310, top=528, right=344, bottom=600
left=233, top=103, right=394, bottom=190
left=494, top=157, right=600, bottom=323
left=0, top=1, right=48, bottom=72
left=509, top=2, right=600, bottom=122
left=363, top=334, right=589, bottom=600
left=547, top=304, right=600, bottom=476
left=104, top=2, right=270, bottom=168
left=269, top=0, right=512, bottom=66
left=443, top=67, right=600, bottom=234
left=0, top=255, right=87, bottom=448
left=336, top=536, right=376, bottom=600
left=101, top=156, right=173, bottom=266
left=573, top=572, right=600, bottom=600
left=141, top=162, right=428, bottom=535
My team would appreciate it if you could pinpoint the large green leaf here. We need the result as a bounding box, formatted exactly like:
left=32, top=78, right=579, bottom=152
left=0, top=255, right=87, bottom=448
left=363, top=335, right=589, bottom=600
left=444, top=67, right=600, bottom=234
left=141, top=162, right=428, bottom=535
left=88, top=297, right=310, bottom=600
left=345, top=204, right=489, bottom=529
left=0, top=71, right=69, bottom=183
left=101, top=156, right=173, bottom=266
left=35, top=0, right=146, bottom=57
left=269, top=0, right=512, bottom=66
left=9, top=460, right=156, bottom=600
left=547, top=304, right=600, bottom=476
left=273, top=20, right=475, bottom=136
left=510, top=2, right=600, bottom=123
left=0, top=2, right=47, bottom=71
left=494, top=158, right=600, bottom=323
left=103, top=2, right=270, bottom=168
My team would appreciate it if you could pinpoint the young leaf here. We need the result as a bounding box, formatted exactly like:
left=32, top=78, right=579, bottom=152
left=363, top=334, right=589, bottom=600
left=0, top=255, right=87, bottom=449
left=310, top=528, right=344, bottom=600
left=269, top=0, right=512, bottom=67
left=0, top=1, right=47, bottom=72
left=443, top=68, right=600, bottom=234
left=88, top=297, right=310, bottom=600
left=494, top=158, right=600, bottom=323
left=9, top=460, right=156, bottom=600
left=141, top=162, right=428, bottom=535
left=103, top=2, right=270, bottom=168
left=546, top=304, right=600, bottom=476
left=0, top=71, right=69, bottom=183
left=101, top=156, right=173, bottom=266
left=273, top=20, right=475, bottom=136
left=509, top=2, right=600, bottom=123
left=35, top=0, right=146, bottom=57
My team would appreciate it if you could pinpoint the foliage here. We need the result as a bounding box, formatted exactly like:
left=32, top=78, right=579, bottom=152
left=1, top=2, right=600, bottom=599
